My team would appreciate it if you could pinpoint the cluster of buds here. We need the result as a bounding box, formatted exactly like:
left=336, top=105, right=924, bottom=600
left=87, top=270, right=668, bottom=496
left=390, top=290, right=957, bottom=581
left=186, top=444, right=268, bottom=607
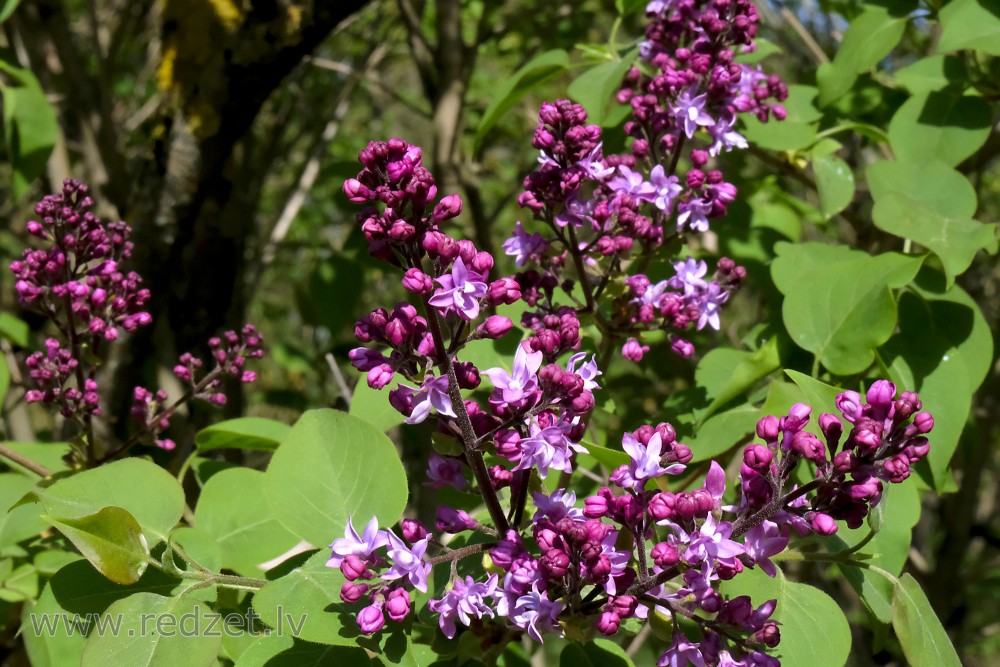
left=24, top=339, right=99, bottom=418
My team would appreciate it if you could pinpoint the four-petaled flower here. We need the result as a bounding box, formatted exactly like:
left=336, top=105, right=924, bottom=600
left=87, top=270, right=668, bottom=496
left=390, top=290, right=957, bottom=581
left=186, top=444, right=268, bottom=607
left=484, top=343, right=543, bottom=405
left=671, top=87, right=715, bottom=138
left=395, top=374, right=456, bottom=425
left=327, top=516, right=388, bottom=569
left=615, top=432, right=685, bottom=491
left=503, top=222, right=548, bottom=267
left=428, top=257, right=488, bottom=320
left=382, top=531, right=432, bottom=593
left=428, top=574, right=499, bottom=638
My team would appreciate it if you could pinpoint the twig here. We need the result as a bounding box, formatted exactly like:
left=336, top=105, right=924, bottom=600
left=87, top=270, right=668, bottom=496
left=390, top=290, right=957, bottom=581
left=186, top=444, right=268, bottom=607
left=0, top=443, right=53, bottom=478
left=780, top=8, right=829, bottom=64
left=325, top=353, right=354, bottom=407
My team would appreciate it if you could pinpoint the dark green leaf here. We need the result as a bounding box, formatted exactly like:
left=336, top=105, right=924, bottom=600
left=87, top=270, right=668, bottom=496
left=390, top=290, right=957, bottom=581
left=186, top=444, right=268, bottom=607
left=888, top=93, right=992, bottom=167
left=237, top=635, right=372, bottom=667
left=0, top=59, right=59, bottom=197
left=892, top=574, right=962, bottom=666
left=698, top=337, right=781, bottom=420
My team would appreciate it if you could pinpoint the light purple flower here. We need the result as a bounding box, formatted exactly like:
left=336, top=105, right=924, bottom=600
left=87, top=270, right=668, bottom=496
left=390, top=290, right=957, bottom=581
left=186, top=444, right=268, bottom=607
left=515, top=420, right=587, bottom=478
left=428, top=574, right=499, bottom=638
left=633, top=279, right=670, bottom=307
left=685, top=514, right=745, bottom=566
left=426, top=453, right=467, bottom=490
left=428, top=257, right=488, bottom=320
left=555, top=195, right=594, bottom=228
left=677, top=197, right=712, bottom=233
left=503, top=221, right=548, bottom=267
left=576, top=143, right=615, bottom=180
left=668, top=258, right=709, bottom=296
left=565, top=352, right=602, bottom=391
left=504, top=584, right=565, bottom=642
left=609, top=166, right=657, bottom=201
left=600, top=530, right=633, bottom=595
left=381, top=531, right=432, bottom=593
left=397, top=373, right=456, bottom=425
left=532, top=489, right=584, bottom=522
left=327, top=516, right=388, bottom=569
left=694, top=282, right=729, bottom=331
left=483, top=343, right=543, bottom=405
left=615, top=432, right=685, bottom=491
left=649, top=164, right=682, bottom=212
left=708, top=113, right=748, bottom=156
left=672, top=87, right=715, bottom=138
left=743, top=520, right=788, bottom=577
left=646, top=0, right=670, bottom=14
left=658, top=635, right=707, bottom=667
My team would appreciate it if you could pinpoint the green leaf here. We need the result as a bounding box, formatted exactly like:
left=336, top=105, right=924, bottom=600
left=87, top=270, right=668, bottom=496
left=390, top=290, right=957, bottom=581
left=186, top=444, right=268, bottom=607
left=169, top=526, right=223, bottom=574
left=783, top=370, right=842, bottom=416
left=872, top=192, right=996, bottom=285
left=892, top=574, right=962, bottom=666
left=560, top=640, right=636, bottom=667
left=615, top=0, right=648, bottom=16
left=253, top=550, right=359, bottom=646
left=22, top=560, right=188, bottom=667
left=741, top=117, right=816, bottom=152
left=0, top=473, right=46, bottom=555
left=582, top=442, right=629, bottom=470
left=28, top=458, right=185, bottom=545
left=46, top=507, right=150, bottom=585
left=195, top=417, right=291, bottom=452
left=868, top=159, right=977, bottom=220
left=781, top=85, right=822, bottom=124
left=894, top=55, right=968, bottom=95
left=0, top=0, right=21, bottom=23
left=264, top=409, right=407, bottom=547
left=475, top=50, right=569, bottom=149
left=812, top=154, right=855, bottom=220
left=888, top=93, right=992, bottom=167
left=0, top=561, right=38, bottom=601
left=771, top=243, right=922, bottom=375
left=237, top=635, right=372, bottom=667
left=685, top=404, right=759, bottom=463
left=697, top=337, right=781, bottom=420
left=567, top=52, right=637, bottom=126
left=937, top=0, right=1000, bottom=56
left=734, top=38, right=782, bottom=64
left=0, top=59, right=59, bottom=197
left=350, top=381, right=405, bottom=431
left=0, top=441, right=72, bottom=477
left=0, top=311, right=28, bottom=346
left=817, top=4, right=910, bottom=106
left=195, top=468, right=300, bottom=576
left=80, top=593, right=222, bottom=667
left=720, top=566, right=851, bottom=665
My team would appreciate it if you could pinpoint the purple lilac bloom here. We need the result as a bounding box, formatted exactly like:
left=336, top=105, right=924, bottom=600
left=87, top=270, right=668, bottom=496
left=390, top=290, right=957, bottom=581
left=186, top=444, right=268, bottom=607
left=743, top=520, right=788, bottom=578
left=608, top=166, right=657, bottom=201
left=428, top=256, right=488, bottom=320
left=515, top=420, right=587, bottom=478
left=649, top=164, right=682, bottom=212
left=532, top=489, right=584, bottom=522
left=576, top=143, right=615, bottom=180
left=565, top=352, right=602, bottom=391
left=504, top=584, right=565, bottom=642
left=633, top=279, right=670, bottom=307
left=503, top=221, right=548, bottom=267
left=677, top=197, right=712, bottom=233
left=381, top=532, right=432, bottom=593
left=615, top=432, right=685, bottom=491
left=685, top=514, right=745, bottom=566
left=708, top=113, right=748, bottom=156
left=658, top=635, right=707, bottom=667
left=646, top=0, right=669, bottom=14
left=426, top=453, right=467, bottom=490
left=327, top=516, right=388, bottom=568
left=672, top=87, right=715, bottom=139
left=695, top=282, right=729, bottom=331
left=555, top=194, right=595, bottom=228
left=668, top=258, right=708, bottom=297
left=397, top=373, right=456, bottom=425
left=428, top=574, right=499, bottom=638
left=600, top=530, right=634, bottom=595
left=483, top=343, right=543, bottom=404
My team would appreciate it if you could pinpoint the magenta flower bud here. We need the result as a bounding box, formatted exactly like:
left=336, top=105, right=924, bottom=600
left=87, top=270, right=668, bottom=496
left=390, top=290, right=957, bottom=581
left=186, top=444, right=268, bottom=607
left=400, top=518, right=429, bottom=542
left=431, top=194, right=463, bottom=222
left=833, top=450, right=857, bottom=474
left=343, top=178, right=373, bottom=203
left=718, top=596, right=753, bottom=626
left=755, top=621, right=781, bottom=648
left=674, top=493, right=698, bottom=521
left=670, top=336, right=694, bottom=358
left=208, top=392, right=227, bottom=406
left=471, top=251, right=494, bottom=274
left=341, top=554, right=372, bottom=581
left=595, top=611, right=620, bottom=636
left=809, top=512, right=838, bottom=535
left=26, top=220, right=45, bottom=237
left=535, top=528, right=560, bottom=554
left=569, top=390, right=595, bottom=414
left=357, top=604, right=385, bottom=635
left=340, top=582, right=370, bottom=603
left=541, top=549, right=570, bottom=578
left=791, top=431, right=825, bottom=462
left=589, top=554, right=612, bottom=581
left=882, top=454, right=911, bottom=483
left=756, top=415, right=780, bottom=442
left=819, top=412, right=843, bottom=447
left=912, top=411, right=934, bottom=434
left=611, top=595, right=638, bottom=618
left=621, top=337, right=649, bottom=362
left=436, top=506, right=478, bottom=533
left=650, top=542, right=680, bottom=568
left=648, top=492, right=676, bottom=521
left=486, top=278, right=521, bottom=305
left=490, top=531, right=523, bottom=570
left=836, top=390, right=864, bottom=423
left=583, top=495, right=609, bottom=519
left=743, top=444, right=772, bottom=471
left=479, top=315, right=513, bottom=339
left=385, top=588, right=411, bottom=621
left=848, top=476, right=882, bottom=502
left=903, top=437, right=930, bottom=463
left=852, top=419, right=882, bottom=453
left=866, top=379, right=896, bottom=407
left=401, top=268, right=433, bottom=295
left=894, top=391, right=921, bottom=419
left=367, top=364, right=395, bottom=390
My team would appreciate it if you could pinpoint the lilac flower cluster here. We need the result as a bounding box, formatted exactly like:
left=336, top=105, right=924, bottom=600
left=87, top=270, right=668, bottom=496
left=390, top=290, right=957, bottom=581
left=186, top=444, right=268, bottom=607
left=132, top=325, right=266, bottom=450
left=10, top=181, right=265, bottom=456
left=10, top=180, right=151, bottom=420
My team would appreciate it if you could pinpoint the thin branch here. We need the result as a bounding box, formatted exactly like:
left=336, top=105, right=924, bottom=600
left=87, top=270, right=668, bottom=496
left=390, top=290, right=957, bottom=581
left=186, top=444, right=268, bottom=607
left=780, top=8, right=829, bottom=64
left=0, top=443, right=54, bottom=478
left=325, top=353, right=354, bottom=407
